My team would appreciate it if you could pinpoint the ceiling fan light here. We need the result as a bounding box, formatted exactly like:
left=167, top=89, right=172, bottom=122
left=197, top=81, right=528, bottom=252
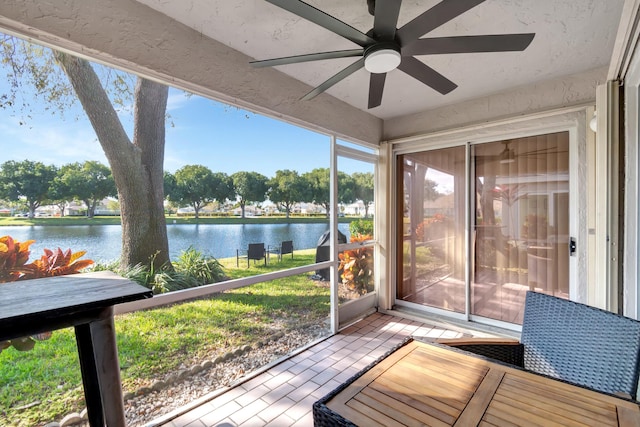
left=364, top=49, right=401, bottom=74
left=499, top=148, right=515, bottom=164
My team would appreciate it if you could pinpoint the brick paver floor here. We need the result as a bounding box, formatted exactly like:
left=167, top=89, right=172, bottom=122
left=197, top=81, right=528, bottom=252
left=153, top=312, right=474, bottom=427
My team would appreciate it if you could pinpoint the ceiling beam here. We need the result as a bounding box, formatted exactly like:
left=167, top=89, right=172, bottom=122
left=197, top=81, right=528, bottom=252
left=0, top=0, right=382, bottom=145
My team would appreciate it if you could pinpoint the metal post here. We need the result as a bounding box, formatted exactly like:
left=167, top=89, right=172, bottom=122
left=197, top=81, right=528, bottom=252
left=330, top=135, right=339, bottom=333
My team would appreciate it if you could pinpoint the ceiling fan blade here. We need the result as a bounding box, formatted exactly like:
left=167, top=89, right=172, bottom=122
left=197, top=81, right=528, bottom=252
left=250, top=49, right=363, bottom=68
left=301, top=58, right=365, bottom=101
left=265, top=0, right=375, bottom=47
left=519, top=149, right=568, bottom=156
left=403, top=34, right=535, bottom=56
left=398, top=56, right=457, bottom=95
left=473, top=155, right=500, bottom=162
left=373, top=0, right=403, bottom=41
left=368, top=72, right=386, bottom=108
left=396, top=0, right=486, bottom=45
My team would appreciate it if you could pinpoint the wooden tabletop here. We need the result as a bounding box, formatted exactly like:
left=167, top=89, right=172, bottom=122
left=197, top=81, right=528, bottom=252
left=324, top=340, right=640, bottom=426
left=0, top=271, right=152, bottom=340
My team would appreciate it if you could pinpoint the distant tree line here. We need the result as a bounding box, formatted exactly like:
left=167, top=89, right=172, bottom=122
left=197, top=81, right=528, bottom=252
left=0, top=160, right=375, bottom=219
left=0, top=159, right=115, bottom=218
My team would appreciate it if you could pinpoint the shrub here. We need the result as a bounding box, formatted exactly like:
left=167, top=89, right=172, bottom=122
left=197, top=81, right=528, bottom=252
left=91, top=259, right=136, bottom=277
left=91, top=259, right=179, bottom=294
left=415, top=213, right=449, bottom=241
left=173, top=246, right=226, bottom=285
left=0, top=236, right=94, bottom=353
left=0, top=236, right=94, bottom=282
left=92, top=247, right=226, bottom=294
left=349, top=219, right=373, bottom=238
left=91, top=261, right=168, bottom=294
left=0, top=235, right=34, bottom=282
left=338, top=234, right=374, bottom=295
left=148, top=270, right=198, bottom=294
left=20, top=248, right=95, bottom=280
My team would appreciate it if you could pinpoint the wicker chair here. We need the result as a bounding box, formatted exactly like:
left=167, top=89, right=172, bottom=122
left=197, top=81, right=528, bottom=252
left=439, top=291, right=640, bottom=399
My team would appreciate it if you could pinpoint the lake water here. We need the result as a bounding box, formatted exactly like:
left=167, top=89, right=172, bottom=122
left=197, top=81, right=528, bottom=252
left=0, top=223, right=351, bottom=262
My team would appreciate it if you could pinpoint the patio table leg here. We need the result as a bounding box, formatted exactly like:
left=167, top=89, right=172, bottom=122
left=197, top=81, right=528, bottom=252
left=75, top=323, right=105, bottom=427
left=90, top=308, right=126, bottom=427
left=75, top=307, right=126, bottom=427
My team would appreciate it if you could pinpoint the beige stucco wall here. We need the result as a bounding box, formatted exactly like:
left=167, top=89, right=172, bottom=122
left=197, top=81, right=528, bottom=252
left=384, top=67, right=606, bottom=142
left=0, top=0, right=382, bottom=146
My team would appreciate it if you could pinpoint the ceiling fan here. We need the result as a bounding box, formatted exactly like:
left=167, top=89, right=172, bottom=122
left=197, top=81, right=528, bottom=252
left=498, top=141, right=516, bottom=164
left=476, top=141, right=568, bottom=164
left=251, top=0, right=535, bottom=109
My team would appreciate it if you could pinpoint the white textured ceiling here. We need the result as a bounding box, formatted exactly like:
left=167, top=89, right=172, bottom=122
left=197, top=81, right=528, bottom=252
left=134, top=0, right=624, bottom=120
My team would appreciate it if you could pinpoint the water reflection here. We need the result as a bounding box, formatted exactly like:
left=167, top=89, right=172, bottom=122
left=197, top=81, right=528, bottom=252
left=0, top=223, right=351, bottom=262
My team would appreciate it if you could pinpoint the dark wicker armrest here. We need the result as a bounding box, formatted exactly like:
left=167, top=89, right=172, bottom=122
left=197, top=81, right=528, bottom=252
left=436, top=338, right=525, bottom=367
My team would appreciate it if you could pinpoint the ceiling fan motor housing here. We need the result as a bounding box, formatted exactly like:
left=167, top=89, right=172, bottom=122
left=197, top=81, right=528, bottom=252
left=364, top=42, right=401, bottom=73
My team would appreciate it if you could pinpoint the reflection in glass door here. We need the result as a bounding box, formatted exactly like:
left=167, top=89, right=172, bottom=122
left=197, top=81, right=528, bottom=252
left=397, top=146, right=466, bottom=314
left=397, top=131, right=570, bottom=325
left=472, top=132, right=569, bottom=323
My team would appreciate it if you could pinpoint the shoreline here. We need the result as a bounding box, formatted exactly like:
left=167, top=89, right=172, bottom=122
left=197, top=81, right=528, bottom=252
left=0, top=216, right=356, bottom=227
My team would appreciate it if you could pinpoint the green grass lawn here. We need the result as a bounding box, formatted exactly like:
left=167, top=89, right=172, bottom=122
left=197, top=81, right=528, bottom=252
left=0, top=251, right=330, bottom=426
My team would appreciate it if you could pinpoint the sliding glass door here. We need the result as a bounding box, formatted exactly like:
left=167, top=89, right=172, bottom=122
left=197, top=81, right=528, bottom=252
left=397, top=146, right=466, bottom=314
left=472, top=133, right=570, bottom=323
left=397, top=132, right=570, bottom=325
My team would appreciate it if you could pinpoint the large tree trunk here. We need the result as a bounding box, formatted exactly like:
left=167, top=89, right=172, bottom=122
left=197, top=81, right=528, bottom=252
left=28, top=201, right=37, bottom=218
left=83, top=198, right=100, bottom=218
left=55, top=53, right=171, bottom=270
left=478, top=175, right=497, bottom=225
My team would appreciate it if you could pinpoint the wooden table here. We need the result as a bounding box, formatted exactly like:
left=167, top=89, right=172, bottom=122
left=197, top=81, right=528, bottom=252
left=0, top=271, right=152, bottom=427
left=314, top=339, right=640, bottom=426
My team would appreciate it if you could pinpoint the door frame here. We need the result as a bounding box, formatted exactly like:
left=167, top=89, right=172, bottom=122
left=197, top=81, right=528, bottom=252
left=333, top=141, right=379, bottom=330
left=623, top=54, right=640, bottom=319
left=389, top=108, right=588, bottom=329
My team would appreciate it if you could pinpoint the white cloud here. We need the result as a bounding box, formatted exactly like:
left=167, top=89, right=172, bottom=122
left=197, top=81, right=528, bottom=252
left=167, top=92, right=192, bottom=112
left=0, top=118, right=108, bottom=166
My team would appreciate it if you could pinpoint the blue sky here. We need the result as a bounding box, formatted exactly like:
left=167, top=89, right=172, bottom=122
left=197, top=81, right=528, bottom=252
left=0, top=69, right=373, bottom=178
left=0, top=85, right=341, bottom=177
left=162, top=92, right=335, bottom=176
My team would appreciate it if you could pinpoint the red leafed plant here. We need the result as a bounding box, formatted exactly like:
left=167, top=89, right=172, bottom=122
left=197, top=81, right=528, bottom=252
left=0, top=236, right=94, bottom=353
left=338, top=234, right=374, bottom=295
left=20, top=247, right=95, bottom=280
left=415, top=213, right=448, bottom=241
left=0, top=235, right=35, bottom=282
